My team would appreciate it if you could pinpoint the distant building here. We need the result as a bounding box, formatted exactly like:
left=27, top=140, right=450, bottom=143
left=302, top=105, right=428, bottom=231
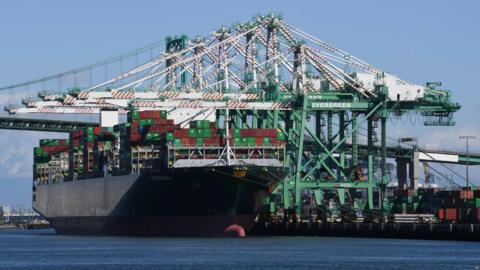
left=0, top=205, right=46, bottom=225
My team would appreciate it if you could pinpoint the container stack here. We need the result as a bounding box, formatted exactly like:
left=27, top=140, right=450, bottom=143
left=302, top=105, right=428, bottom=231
left=231, top=128, right=285, bottom=147
left=114, top=123, right=132, bottom=172
left=393, top=189, right=421, bottom=214
left=168, top=120, right=220, bottom=147
left=68, top=126, right=116, bottom=178
left=34, top=109, right=287, bottom=182
left=69, top=130, right=84, bottom=176
left=128, top=110, right=174, bottom=143
left=126, top=110, right=174, bottom=172
left=167, top=125, right=286, bottom=148
left=435, top=188, right=480, bottom=223
left=34, top=139, right=70, bottom=184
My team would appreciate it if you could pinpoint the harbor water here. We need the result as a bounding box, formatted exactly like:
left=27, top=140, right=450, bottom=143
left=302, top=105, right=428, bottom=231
left=0, top=229, right=479, bottom=270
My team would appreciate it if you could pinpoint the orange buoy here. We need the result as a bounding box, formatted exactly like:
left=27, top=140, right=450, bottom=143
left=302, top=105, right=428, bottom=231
left=224, top=224, right=246, bottom=237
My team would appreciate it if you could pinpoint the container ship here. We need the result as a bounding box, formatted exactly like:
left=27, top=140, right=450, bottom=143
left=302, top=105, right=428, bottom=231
left=32, top=109, right=288, bottom=236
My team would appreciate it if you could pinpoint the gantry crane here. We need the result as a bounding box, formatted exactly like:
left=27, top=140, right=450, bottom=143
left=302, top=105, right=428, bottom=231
left=0, top=14, right=461, bottom=219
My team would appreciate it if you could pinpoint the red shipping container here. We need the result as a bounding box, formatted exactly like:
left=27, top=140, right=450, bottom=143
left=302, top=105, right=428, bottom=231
left=94, top=127, right=101, bottom=135
left=239, top=129, right=248, bottom=137
left=255, top=129, right=265, bottom=138
left=138, top=111, right=148, bottom=119
left=209, top=122, right=217, bottom=129
left=438, top=208, right=444, bottom=220
left=147, top=125, right=173, bottom=133
left=477, top=209, right=480, bottom=221
left=203, top=138, right=213, bottom=146
left=181, top=138, right=196, bottom=146
left=152, top=119, right=174, bottom=125
left=131, top=134, right=141, bottom=142
left=130, top=131, right=140, bottom=138
left=270, top=139, right=285, bottom=146
left=174, top=129, right=189, bottom=138
left=70, top=130, right=83, bottom=139
left=256, top=138, right=263, bottom=145
left=460, top=190, right=474, bottom=199
left=262, top=128, right=277, bottom=138
left=240, top=129, right=259, bottom=137
left=139, top=110, right=166, bottom=119
left=42, top=145, right=70, bottom=155
left=212, top=138, right=222, bottom=146
left=445, top=208, right=457, bottom=221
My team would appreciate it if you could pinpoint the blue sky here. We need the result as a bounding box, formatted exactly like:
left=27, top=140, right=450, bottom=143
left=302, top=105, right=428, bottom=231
left=0, top=0, right=479, bottom=207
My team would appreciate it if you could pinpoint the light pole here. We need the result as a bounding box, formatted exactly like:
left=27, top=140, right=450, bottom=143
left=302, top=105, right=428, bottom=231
left=459, top=135, right=476, bottom=187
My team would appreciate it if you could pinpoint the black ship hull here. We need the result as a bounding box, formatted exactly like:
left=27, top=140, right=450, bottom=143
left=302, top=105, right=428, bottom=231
left=33, top=165, right=287, bottom=236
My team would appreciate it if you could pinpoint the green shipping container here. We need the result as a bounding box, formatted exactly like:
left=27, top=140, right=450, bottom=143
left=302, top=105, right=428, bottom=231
left=104, top=141, right=112, bottom=149
left=34, top=147, right=43, bottom=155
left=201, top=120, right=210, bottom=129
left=166, top=133, right=174, bottom=141
left=247, top=137, right=256, bottom=145
left=241, top=138, right=248, bottom=145
left=145, top=133, right=161, bottom=141
left=217, top=129, right=226, bottom=137
left=234, top=137, right=242, bottom=146
left=35, top=155, right=50, bottom=163
left=476, top=198, right=480, bottom=208
left=233, top=129, right=241, bottom=138
left=132, top=111, right=140, bottom=120
left=87, top=134, right=95, bottom=142
left=40, top=139, right=59, bottom=146
left=198, top=129, right=211, bottom=138
left=160, top=111, right=167, bottom=119
left=277, top=131, right=285, bottom=140
left=466, top=199, right=476, bottom=208
left=188, top=129, right=197, bottom=138
left=139, top=119, right=153, bottom=126
left=87, top=127, right=94, bottom=134
left=196, top=138, right=204, bottom=145
left=173, top=139, right=182, bottom=147
left=263, top=137, right=270, bottom=145
left=413, top=202, right=419, bottom=210
left=194, top=121, right=201, bottom=129
left=194, top=120, right=209, bottom=129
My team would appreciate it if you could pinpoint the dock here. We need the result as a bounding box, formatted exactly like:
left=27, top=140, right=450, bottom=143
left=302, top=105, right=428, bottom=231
left=251, top=222, right=480, bottom=241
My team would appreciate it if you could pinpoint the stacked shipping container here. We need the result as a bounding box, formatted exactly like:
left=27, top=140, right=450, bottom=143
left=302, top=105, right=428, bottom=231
left=393, top=188, right=480, bottom=223
left=34, top=110, right=287, bottom=182
left=34, top=139, right=70, bottom=184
